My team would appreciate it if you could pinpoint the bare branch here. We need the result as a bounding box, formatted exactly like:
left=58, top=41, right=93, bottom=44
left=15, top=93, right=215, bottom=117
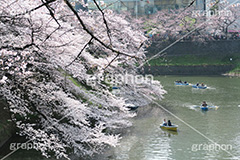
left=65, top=37, right=93, bottom=68
left=4, top=0, right=19, bottom=9
left=103, top=53, right=120, bottom=70
left=93, top=0, right=112, bottom=46
left=41, top=39, right=74, bottom=48
left=179, top=0, right=196, bottom=14
left=41, top=0, right=61, bottom=27
left=41, top=27, right=60, bottom=44
left=13, top=0, right=57, bottom=17
left=102, top=0, right=132, bottom=13
left=1, top=43, right=35, bottom=51
left=63, top=0, right=136, bottom=59
left=102, top=1, right=119, bottom=10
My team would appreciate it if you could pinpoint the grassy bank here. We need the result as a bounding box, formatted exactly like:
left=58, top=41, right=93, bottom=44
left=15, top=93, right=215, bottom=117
left=229, top=65, right=240, bottom=73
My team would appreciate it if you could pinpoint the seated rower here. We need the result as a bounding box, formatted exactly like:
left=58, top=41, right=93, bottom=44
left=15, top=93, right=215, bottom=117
left=163, top=119, right=167, bottom=126
left=168, top=120, right=172, bottom=126
left=202, top=101, right=208, bottom=107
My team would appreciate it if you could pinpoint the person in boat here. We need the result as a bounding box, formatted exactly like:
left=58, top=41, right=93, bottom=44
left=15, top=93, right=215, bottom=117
left=168, top=120, right=172, bottom=126
left=202, top=101, right=207, bottom=107
left=163, top=119, right=167, bottom=126
left=184, top=81, right=187, bottom=84
left=196, top=83, right=199, bottom=86
left=201, top=83, right=204, bottom=86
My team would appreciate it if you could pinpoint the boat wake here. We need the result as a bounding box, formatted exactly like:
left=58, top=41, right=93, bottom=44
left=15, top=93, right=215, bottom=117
left=185, top=104, right=219, bottom=111
left=184, top=104, right=199, bottom=110
left=206, top=86, right=216, bottom=90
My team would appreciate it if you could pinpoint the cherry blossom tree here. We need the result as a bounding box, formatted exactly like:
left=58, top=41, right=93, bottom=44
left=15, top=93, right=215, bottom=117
left=0, top=0, right=166, bottom=159
left=142, top=1, right=240, bottom=42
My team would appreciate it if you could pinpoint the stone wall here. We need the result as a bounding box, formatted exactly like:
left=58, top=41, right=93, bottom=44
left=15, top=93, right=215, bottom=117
left=144, top=40, right=240, bottom=75
left=147, top=40, right=240, bottom=57
left=143, top=65, right=236, bottom=75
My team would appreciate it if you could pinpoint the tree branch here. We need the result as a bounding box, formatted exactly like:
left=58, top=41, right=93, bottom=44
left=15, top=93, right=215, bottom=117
left=14, top=0, right=57, bottom=17
left=63, top=0, right=136, bottom=59
left=93, top=0, right=112, bottom=46
left=104, top=53, right=120, bottom=70
left=1, top=43, right=35, bottom=51
left=41, top=0, right=61, bottom=27
left=41, top=26, right=60, bottom=44
left=65, top=37, right=93, bottom=68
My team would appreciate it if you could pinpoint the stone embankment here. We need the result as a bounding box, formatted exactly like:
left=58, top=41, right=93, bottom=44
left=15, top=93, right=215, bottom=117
left=143, top=65, right=235, bottom=75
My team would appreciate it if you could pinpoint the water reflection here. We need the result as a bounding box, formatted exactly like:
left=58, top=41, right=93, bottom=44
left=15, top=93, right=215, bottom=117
left=160, top=129, right=178, bottom=137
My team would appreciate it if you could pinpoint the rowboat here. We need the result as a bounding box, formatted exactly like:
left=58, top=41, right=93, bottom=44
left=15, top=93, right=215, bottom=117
left=174, top=82, right=189, bottom=86
left=126, top=105, right=139, bottom=111
left=201, top=106, right=208, bottom=111
left=160, top=124, right=178, bottom=131
left=192, top=85, right=207, bottom=89
left=200, top=105, right=219, bottom=111
left=112, top=86, right=120, bottom=89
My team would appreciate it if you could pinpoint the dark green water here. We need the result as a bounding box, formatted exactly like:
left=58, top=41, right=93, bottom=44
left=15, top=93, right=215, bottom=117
left=108, top=76, right=240, bottom=160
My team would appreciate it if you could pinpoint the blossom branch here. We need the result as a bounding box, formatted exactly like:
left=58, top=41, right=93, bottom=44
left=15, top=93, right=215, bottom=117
left=93, top=0, right=112, bottom=46
left=65, top=37, right=93, bottom=68
left=104, top=53, right=119, bottom=70
left=41, top=0, right=61, bottom=27
left=13, top=0, right=57, bottom=17
left=63, top=0, right=136, bottom=59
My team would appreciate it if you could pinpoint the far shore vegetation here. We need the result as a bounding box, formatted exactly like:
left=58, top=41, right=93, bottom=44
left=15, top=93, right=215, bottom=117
left=148, top=54, right=240, bottom=73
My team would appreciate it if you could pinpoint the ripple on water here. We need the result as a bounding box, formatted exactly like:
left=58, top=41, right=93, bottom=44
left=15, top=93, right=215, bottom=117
left=143, top=133, right=173, bottom=160
left=206, top=86, right=216, bottom=90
